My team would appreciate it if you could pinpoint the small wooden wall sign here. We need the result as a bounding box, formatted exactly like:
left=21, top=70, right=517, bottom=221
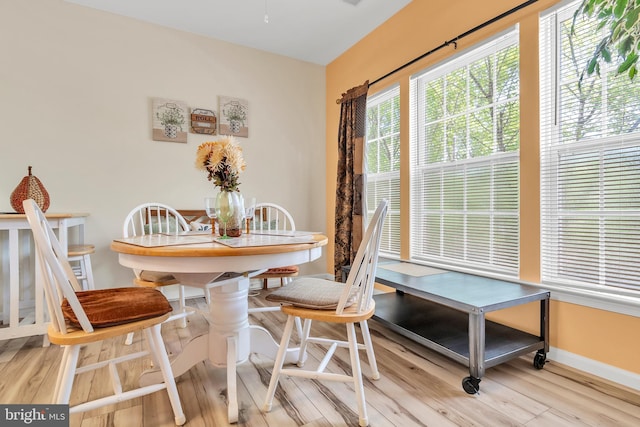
left=190, top=108, right=217, bottom=135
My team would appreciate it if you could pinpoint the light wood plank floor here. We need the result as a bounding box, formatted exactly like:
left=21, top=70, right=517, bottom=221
left=1, top=289, right=639, bottom=427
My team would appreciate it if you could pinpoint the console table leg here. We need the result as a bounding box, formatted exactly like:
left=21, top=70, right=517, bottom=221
left=540, top=297, right=550, bottom=354
left=467, top=311, right=485, bottom=391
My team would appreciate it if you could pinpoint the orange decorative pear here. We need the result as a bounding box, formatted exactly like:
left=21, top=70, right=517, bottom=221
left=10, top=166, right=50, bottom=213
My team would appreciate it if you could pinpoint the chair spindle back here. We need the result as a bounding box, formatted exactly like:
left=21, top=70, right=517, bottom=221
left=337, top=199, right=388, bottom=315
left=123, top=202, right=189, bottom=237
left=251, top=203, right=296, bottom=233
left=23, top=199, right=93, bottom=334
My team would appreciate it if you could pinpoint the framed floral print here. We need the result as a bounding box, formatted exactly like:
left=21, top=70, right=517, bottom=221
left=219, top=96, right=248, bottom=137
left=152, top=98, right=188, bottom=143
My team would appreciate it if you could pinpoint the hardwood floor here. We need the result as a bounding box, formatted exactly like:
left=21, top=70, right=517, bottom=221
left=1, top=289, right=639, bottom=427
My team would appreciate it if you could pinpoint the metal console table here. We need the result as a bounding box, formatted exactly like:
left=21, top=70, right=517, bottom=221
left=353, top=262, right=550, bottom=394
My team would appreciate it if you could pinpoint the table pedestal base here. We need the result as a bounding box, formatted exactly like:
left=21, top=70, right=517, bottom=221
left=139, top=274, right=300, bottom=423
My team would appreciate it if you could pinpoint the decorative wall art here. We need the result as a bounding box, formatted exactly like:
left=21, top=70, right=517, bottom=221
left=219, top=96, right=248, bottom=137
left=190, top=108, right=217, bottom=135
left=152, top=98, right=188, bottom=143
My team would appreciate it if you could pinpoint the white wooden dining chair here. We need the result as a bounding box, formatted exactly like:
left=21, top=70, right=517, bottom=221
left=23, top=199, right=185, bottom=425
left=250, top=202, right=299, bottom=289
left=262, top=199, right=388, bottom=427
left=245, top=202, right=305, bottom=338
left=122, top=202, right=200, bottom=345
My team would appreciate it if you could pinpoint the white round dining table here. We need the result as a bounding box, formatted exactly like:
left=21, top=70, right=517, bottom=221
left=111, top=234, right=328, bottom=423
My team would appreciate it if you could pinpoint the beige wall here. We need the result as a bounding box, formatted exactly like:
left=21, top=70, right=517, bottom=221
left=326, top=0, right=640, bottom=384
left=0, top=0, right=327, bottom=287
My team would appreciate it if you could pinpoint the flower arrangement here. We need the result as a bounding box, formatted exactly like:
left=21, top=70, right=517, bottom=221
left=195, top=136, right=246, bottom=192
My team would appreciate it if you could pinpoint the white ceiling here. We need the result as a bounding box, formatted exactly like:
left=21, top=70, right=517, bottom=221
left=65, top=0, right=412, bottom=65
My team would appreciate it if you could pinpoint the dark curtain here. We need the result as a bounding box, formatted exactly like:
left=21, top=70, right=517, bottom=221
left=334, top=81, right=369, bottom=280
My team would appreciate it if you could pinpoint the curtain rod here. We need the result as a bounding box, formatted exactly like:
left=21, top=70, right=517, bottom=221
left=368, top=0, right=538, bottom=88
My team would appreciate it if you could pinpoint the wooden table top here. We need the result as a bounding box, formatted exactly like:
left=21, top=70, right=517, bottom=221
left=111, top=234, right=328, bottom=258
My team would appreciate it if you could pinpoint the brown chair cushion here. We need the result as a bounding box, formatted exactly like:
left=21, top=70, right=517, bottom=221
left=261, top=265, right=299, bottom=275
left=265, top=277, right=355, bottom=310
left=62, top=287, right=173, bottom=328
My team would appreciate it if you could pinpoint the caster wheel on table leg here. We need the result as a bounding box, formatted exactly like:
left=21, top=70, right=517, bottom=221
left=533, top=350, right=547, bottom=370
left=462, top=376, right=481, bottom=394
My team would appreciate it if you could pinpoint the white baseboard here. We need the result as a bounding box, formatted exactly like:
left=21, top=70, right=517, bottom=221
left=548, top=346, right=640, bottom=392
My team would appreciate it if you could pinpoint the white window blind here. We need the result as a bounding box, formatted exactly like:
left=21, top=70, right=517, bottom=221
left=540, top=2, right=640, bottom=292
left=409, top=29, right=520, bottom=275
left=365, top=85, right=401, bottom=256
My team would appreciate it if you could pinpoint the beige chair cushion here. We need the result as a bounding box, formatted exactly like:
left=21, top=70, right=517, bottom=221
left=62, top=287, right=173, bottom=328
left=139, top=270, right=176, bottom=283
left=265, top=277, right=355, bottom=310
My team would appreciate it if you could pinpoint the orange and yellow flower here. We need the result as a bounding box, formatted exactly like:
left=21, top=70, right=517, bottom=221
left=195, top=136, right=246, bottom=191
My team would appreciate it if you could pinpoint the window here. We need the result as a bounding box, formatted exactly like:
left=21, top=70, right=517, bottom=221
left=365, top=86, right=401, bottom=256
left=409, top=29, right=520, bottom=276
left=540, top=2, right=640, bottom=292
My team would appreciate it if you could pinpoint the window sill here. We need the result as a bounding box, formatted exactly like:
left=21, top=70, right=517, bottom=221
left=538, top=282, right=640, bottom=318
